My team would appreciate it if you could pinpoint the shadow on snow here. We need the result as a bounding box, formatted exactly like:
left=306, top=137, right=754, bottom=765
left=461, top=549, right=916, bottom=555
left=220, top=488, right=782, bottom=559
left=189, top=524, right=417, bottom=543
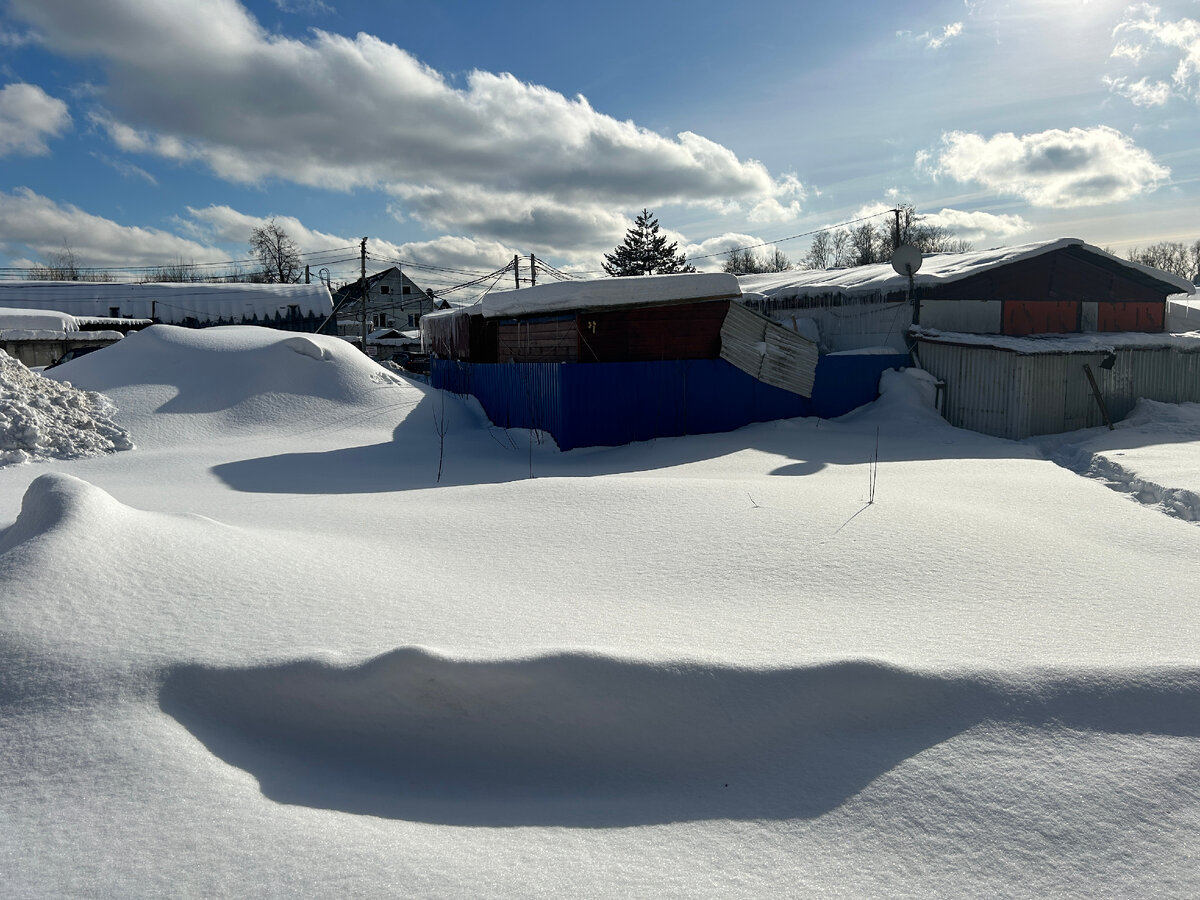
left=159, top=649, right=1200, bottom=827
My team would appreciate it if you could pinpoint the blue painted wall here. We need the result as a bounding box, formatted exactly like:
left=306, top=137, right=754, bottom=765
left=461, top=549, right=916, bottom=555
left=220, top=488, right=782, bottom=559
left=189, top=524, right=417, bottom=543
left=432, top=354, right=910, bottom=451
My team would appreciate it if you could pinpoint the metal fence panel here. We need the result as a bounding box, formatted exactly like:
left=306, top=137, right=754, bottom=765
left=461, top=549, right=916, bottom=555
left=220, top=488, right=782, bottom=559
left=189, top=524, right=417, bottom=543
left=432, top=355, right=909, bottom=451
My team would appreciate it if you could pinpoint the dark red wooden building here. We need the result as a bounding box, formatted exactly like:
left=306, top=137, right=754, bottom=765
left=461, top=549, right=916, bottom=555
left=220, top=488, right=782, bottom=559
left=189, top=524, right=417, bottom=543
left=739, top=238, right=1195, bottom=341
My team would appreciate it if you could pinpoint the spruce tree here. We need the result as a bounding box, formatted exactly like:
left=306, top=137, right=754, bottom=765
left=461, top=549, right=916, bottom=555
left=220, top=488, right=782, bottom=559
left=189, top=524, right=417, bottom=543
left=602, top=209, right=697, bottom=276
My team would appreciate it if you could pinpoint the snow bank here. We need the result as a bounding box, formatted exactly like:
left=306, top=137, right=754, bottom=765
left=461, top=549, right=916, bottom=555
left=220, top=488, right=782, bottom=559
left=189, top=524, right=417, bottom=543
left=159, top=646, right=1200, bottom=826
left=48, top=324, right=422, bottom=446
left=0, top=350, right=133, bottom=466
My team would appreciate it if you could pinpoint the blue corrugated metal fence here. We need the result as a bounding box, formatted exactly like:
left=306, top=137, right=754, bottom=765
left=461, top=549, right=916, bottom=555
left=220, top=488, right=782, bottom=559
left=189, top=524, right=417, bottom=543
left=432, top=355, right=910, bottom=450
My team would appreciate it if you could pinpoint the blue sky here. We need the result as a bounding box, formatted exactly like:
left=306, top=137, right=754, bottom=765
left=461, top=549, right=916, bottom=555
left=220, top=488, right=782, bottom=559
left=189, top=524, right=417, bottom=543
left=2, top=0, right=1200, bottom=293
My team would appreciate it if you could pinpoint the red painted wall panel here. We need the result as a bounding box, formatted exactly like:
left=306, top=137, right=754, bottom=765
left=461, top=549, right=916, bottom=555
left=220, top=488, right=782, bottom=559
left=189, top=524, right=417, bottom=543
left=1097, top=302, right=1164, bottom=333
left=1002, top=300, right=1079, bottom=335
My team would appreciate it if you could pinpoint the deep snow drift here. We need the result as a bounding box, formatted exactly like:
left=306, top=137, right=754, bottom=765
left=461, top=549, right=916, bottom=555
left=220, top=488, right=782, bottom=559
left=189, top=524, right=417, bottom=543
left=3, top=325, right=1200, bottom=897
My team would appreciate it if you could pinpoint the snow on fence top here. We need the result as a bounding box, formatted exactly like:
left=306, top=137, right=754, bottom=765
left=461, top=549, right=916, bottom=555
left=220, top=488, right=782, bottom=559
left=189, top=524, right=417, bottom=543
left=738, top=238, right=1198, bottom=300
left=0, top=281, right=334, bottom=325
left=911, top=325, right=1200, bottom=354
left=478, top=272, right=741, bottom=318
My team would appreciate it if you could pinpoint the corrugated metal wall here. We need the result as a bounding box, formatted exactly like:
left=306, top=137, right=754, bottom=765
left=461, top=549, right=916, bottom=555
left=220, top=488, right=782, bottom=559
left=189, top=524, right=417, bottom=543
left=719, top=302, right=819, bottom=397
left=432, top=355, right=909, bottom=450
left=916, top=338, right=1200, bottom=439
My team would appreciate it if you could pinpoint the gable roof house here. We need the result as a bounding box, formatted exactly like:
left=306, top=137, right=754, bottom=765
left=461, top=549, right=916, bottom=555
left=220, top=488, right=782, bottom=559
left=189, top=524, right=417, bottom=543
left=330, top=267, right=435, bottom=337
left=740, top=239, right=1200, bottom=439
left=738, top=238, right=1193, bottom=352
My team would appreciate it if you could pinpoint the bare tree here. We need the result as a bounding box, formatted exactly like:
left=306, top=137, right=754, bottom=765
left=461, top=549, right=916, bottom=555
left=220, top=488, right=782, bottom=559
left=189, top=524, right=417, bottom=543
left=29, top=245, right=113, bottom=281
left=140, top=257, right=199, bottom=283
left=804, top=230, right=833, bottom=269
left=722, top=246, right=793, bottom=275
left=849, top=222, right=881, bottom=265
left=803, top=206, right=971, bottom=270
left=722, top=248, right=760, bottom=274
left=249, top=218, right=302, bottom=283
left=29, top=246, right=80, bottom=280
left=765, top=247, right=792, bottom=272
left=1127, top=240, right=1200, bottom=281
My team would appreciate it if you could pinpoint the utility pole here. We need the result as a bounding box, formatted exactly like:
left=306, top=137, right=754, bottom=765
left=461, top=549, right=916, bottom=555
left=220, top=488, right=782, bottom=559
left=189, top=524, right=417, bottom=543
left=893, top=208, right=902, bottom=253
left=514, top=255, right=520, bottom=290
left=530, top=253, right=536, bottom=287
left=305, top=264, right=310, bottom=284
left=360, top=237, right=369, bottom=355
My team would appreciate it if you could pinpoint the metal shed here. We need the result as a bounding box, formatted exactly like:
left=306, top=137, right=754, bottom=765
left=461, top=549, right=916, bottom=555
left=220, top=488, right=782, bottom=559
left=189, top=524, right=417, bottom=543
left=914, top=330, right=1200, bottom=440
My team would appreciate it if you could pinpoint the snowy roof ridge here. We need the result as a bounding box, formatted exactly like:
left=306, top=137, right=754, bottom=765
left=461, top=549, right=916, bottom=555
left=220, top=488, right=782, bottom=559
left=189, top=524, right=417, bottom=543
left=738, top=238, right=1197, bottom=299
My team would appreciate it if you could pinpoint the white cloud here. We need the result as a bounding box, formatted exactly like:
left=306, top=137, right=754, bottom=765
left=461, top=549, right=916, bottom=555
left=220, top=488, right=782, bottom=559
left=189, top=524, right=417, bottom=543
left=272, top=0, right=333, bottom=14
left=183, top=205, right=528, bottom=285
left=1108, top=6, right=1200, bottom=103
left=928, top=22, right=964, bottom=50
left=0, top=27, right=37, bottom=47
left=1103, top=75, right=1172, bottom=106
left=0, top=83, right=70, bottom=156
left=898, top=20, right=965, bottom=51
left=183, top=205, right=356, bottom=256
left=7, top=0, right=804, bottom=245
left=924, top=126, right=1169, bottom=207
left=919, top=208, right=1031, bottom=243
left=384, top=183, right=632, bottom=255
left=0, top=188, right=226, bottom=266
left=848, top=201, right=1028, bottom=244
left=91, top=152, right=157, bottom=185
left=1111, top=40, right=1147, bottom=64
left=681, top=232, right=767, bottom=272
left=0, top=188, right=530, bottom=285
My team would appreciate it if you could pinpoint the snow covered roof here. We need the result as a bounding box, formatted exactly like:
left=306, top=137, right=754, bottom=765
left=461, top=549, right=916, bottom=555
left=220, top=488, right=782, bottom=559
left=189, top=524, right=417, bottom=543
left=477, top=272, right=741, bottom=318
left=0, top=281, right=333, bottom=324
left=0, top=307, right=80, bottom=332
left=739, top=238, right=1197, bottom=300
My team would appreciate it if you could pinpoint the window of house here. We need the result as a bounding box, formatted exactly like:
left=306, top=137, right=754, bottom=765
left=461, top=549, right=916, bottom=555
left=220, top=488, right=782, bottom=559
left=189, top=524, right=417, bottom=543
left=379, top=285, right=390, bottom=294
left=402, top=285, right=412, bottom=294
left=109, top=307, right=120, bottom=317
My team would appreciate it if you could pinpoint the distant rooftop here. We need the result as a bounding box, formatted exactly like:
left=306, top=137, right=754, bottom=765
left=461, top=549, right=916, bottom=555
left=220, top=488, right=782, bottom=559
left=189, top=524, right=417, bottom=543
left=0, top=280, right=333, bottom=324
left=738, top=238, right=1197, bottom=300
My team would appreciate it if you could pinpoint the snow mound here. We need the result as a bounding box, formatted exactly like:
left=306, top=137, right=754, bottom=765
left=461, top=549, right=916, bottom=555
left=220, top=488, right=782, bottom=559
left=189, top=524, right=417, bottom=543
left=160, top=648, right=1200, bottom=826
left=840, top=367, right=945, bottom=428
left=47, top=324, right=423, bottom=444
left=0, top=349, right=133, bottom=467
left=0, top=472, right=129, bottom=554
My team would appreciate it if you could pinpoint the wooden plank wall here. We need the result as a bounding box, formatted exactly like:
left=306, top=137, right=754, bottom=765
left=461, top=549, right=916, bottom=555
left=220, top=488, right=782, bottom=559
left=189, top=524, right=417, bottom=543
left=497, top=316, right=578, bottom=363
left=577, top=301, right=728, bottom=362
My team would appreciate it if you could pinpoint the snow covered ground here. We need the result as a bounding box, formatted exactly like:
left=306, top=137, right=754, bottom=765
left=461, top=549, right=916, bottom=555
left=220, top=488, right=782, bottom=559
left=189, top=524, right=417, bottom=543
left=2, top=325, right=1199, bottom=897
